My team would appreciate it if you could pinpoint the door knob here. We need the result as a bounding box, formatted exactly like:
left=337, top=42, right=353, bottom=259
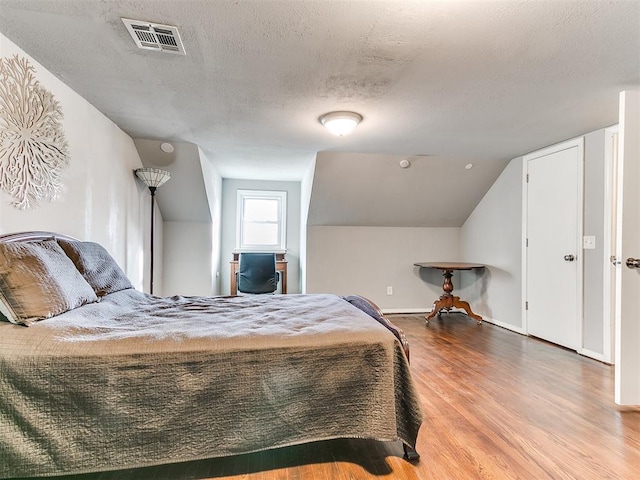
left=564, top=254, right=575, bottom=262
left=626, top=258, right=640, bottom=269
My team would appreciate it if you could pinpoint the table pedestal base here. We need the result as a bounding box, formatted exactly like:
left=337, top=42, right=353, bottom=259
left=425, top=293, right=483, bottom=325
left=414, top=263, right=485, bottom=326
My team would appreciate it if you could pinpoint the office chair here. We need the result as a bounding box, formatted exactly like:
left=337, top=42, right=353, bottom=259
left=237, top=253, right=280, bottom=294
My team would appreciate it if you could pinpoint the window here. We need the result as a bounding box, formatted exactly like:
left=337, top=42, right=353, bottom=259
left=236, top=190, right=287, bottom=251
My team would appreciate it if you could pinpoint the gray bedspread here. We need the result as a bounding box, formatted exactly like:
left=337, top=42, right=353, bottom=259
left=0, top=291, right=423, bottom=478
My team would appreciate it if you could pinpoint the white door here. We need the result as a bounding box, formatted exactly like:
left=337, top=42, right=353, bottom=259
left=615, top=89, right=640, bottom=405
left=524, top=139, right=583, bottom=350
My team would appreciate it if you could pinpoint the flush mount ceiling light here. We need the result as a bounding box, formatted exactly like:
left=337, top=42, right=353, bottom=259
left=319, top=111, right=363, bottom=136
left=160, top=142, right=174, bottom=153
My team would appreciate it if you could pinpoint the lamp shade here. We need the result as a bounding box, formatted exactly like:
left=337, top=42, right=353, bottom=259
left=319, top=111, right=363, bottom=136
left=135, top=168, right=171, bottom=189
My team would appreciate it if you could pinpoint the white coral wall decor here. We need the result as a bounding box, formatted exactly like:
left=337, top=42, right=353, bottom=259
left=0, top=54, right=70, bottom=210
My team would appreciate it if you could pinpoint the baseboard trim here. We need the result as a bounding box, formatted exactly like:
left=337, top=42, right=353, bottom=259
left=579, top=348, right=609, bottom=363
left=381, top=308, right=527, bottom=335
left=481, top=316, right=527, bottom=335
left=381, top=309, right=610, bottom=363
left=380, top=308, right=430, bottom=315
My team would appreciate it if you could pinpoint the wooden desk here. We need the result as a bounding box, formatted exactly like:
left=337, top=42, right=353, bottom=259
left=230, top=253, right=287, bottom=295
left=414, top=262, right=485, bottom=325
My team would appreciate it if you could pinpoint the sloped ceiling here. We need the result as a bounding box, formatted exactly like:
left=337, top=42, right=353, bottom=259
left=308, top=153, right=510, bottom=227
left=0, top=1, right=638, bottom=227
left=133, top=139, right=211, bottom=223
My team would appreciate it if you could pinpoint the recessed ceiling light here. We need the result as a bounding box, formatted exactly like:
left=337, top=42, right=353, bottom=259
left=399, top=159, right=411, bottom=169
left=160, top=142, right=174, bottom=153
left=319, top=111, right=363, bottom=136
left=465, top=163, right=474, bottom=170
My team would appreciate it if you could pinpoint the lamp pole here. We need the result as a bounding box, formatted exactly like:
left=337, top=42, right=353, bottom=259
left=149, top=186, right=157, bottom=294
left=135, top=167, right=171, bottom=295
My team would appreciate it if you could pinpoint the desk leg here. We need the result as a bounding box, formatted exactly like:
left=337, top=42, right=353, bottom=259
left=230, top=262, right=238, bottom=296
left=425, top=270, right=482, bottom=325
left=280, top=268, right=287, bottom=294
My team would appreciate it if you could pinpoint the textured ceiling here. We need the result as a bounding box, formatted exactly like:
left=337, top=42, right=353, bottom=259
left=0, top=0, right=638, bottom=183
left=0, top=1, right=638, bottom=227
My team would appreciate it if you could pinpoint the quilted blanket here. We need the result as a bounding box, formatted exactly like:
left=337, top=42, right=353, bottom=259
left=0, top=291, right=422, bottom=477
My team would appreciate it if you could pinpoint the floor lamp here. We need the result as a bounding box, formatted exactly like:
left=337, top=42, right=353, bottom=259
left=135, top=167, right=171, bottom=294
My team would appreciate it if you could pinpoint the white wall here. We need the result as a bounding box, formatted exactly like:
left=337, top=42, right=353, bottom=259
left=0, top=33, right=150, bottom=290
left=220, top=179, right=301, bottom=295
left=459, top=158, right=524, bottom=331
left=306, top=226, right=461, bottom=311
left=162, top=221, right=213, bottom=296
left=299, top=157, right=316, bottom=293
left=582, top=129, right=607, bottom=355
left=199, top=148, right=223, bottom=295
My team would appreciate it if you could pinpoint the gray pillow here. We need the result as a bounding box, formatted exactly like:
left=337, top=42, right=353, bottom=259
left=57, top=239, right=133, bottom=297
left=0, top=239, right=98, bottom=326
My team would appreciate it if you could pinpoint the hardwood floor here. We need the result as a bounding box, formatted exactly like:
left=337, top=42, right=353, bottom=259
left=16, top=314, right=640, bottom=480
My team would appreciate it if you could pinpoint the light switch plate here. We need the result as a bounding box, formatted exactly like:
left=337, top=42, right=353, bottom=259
left=583, top=236, right=596, bottom=249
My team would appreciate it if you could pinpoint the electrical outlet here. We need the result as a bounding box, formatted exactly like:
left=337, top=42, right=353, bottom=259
left=386, top=286, right=393, bottom=295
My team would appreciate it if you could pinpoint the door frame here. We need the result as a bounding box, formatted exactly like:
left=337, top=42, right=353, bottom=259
left=521, top=137, right=585, bottom=353
left=602, top=125, right=619, bottom=365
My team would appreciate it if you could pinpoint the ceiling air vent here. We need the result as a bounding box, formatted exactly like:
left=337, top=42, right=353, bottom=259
left=122, top=18, right=186, bottom=55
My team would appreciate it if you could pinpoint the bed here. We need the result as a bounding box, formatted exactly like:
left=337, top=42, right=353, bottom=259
left=0, top=231, right=423, bottom=478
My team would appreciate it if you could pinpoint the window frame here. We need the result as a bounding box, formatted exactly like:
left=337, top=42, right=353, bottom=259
left=236, top=189, right=287, bottom=252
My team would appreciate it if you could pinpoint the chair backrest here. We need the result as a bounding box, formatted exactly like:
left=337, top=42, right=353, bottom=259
left=237, top=253, right=278, bottom=294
